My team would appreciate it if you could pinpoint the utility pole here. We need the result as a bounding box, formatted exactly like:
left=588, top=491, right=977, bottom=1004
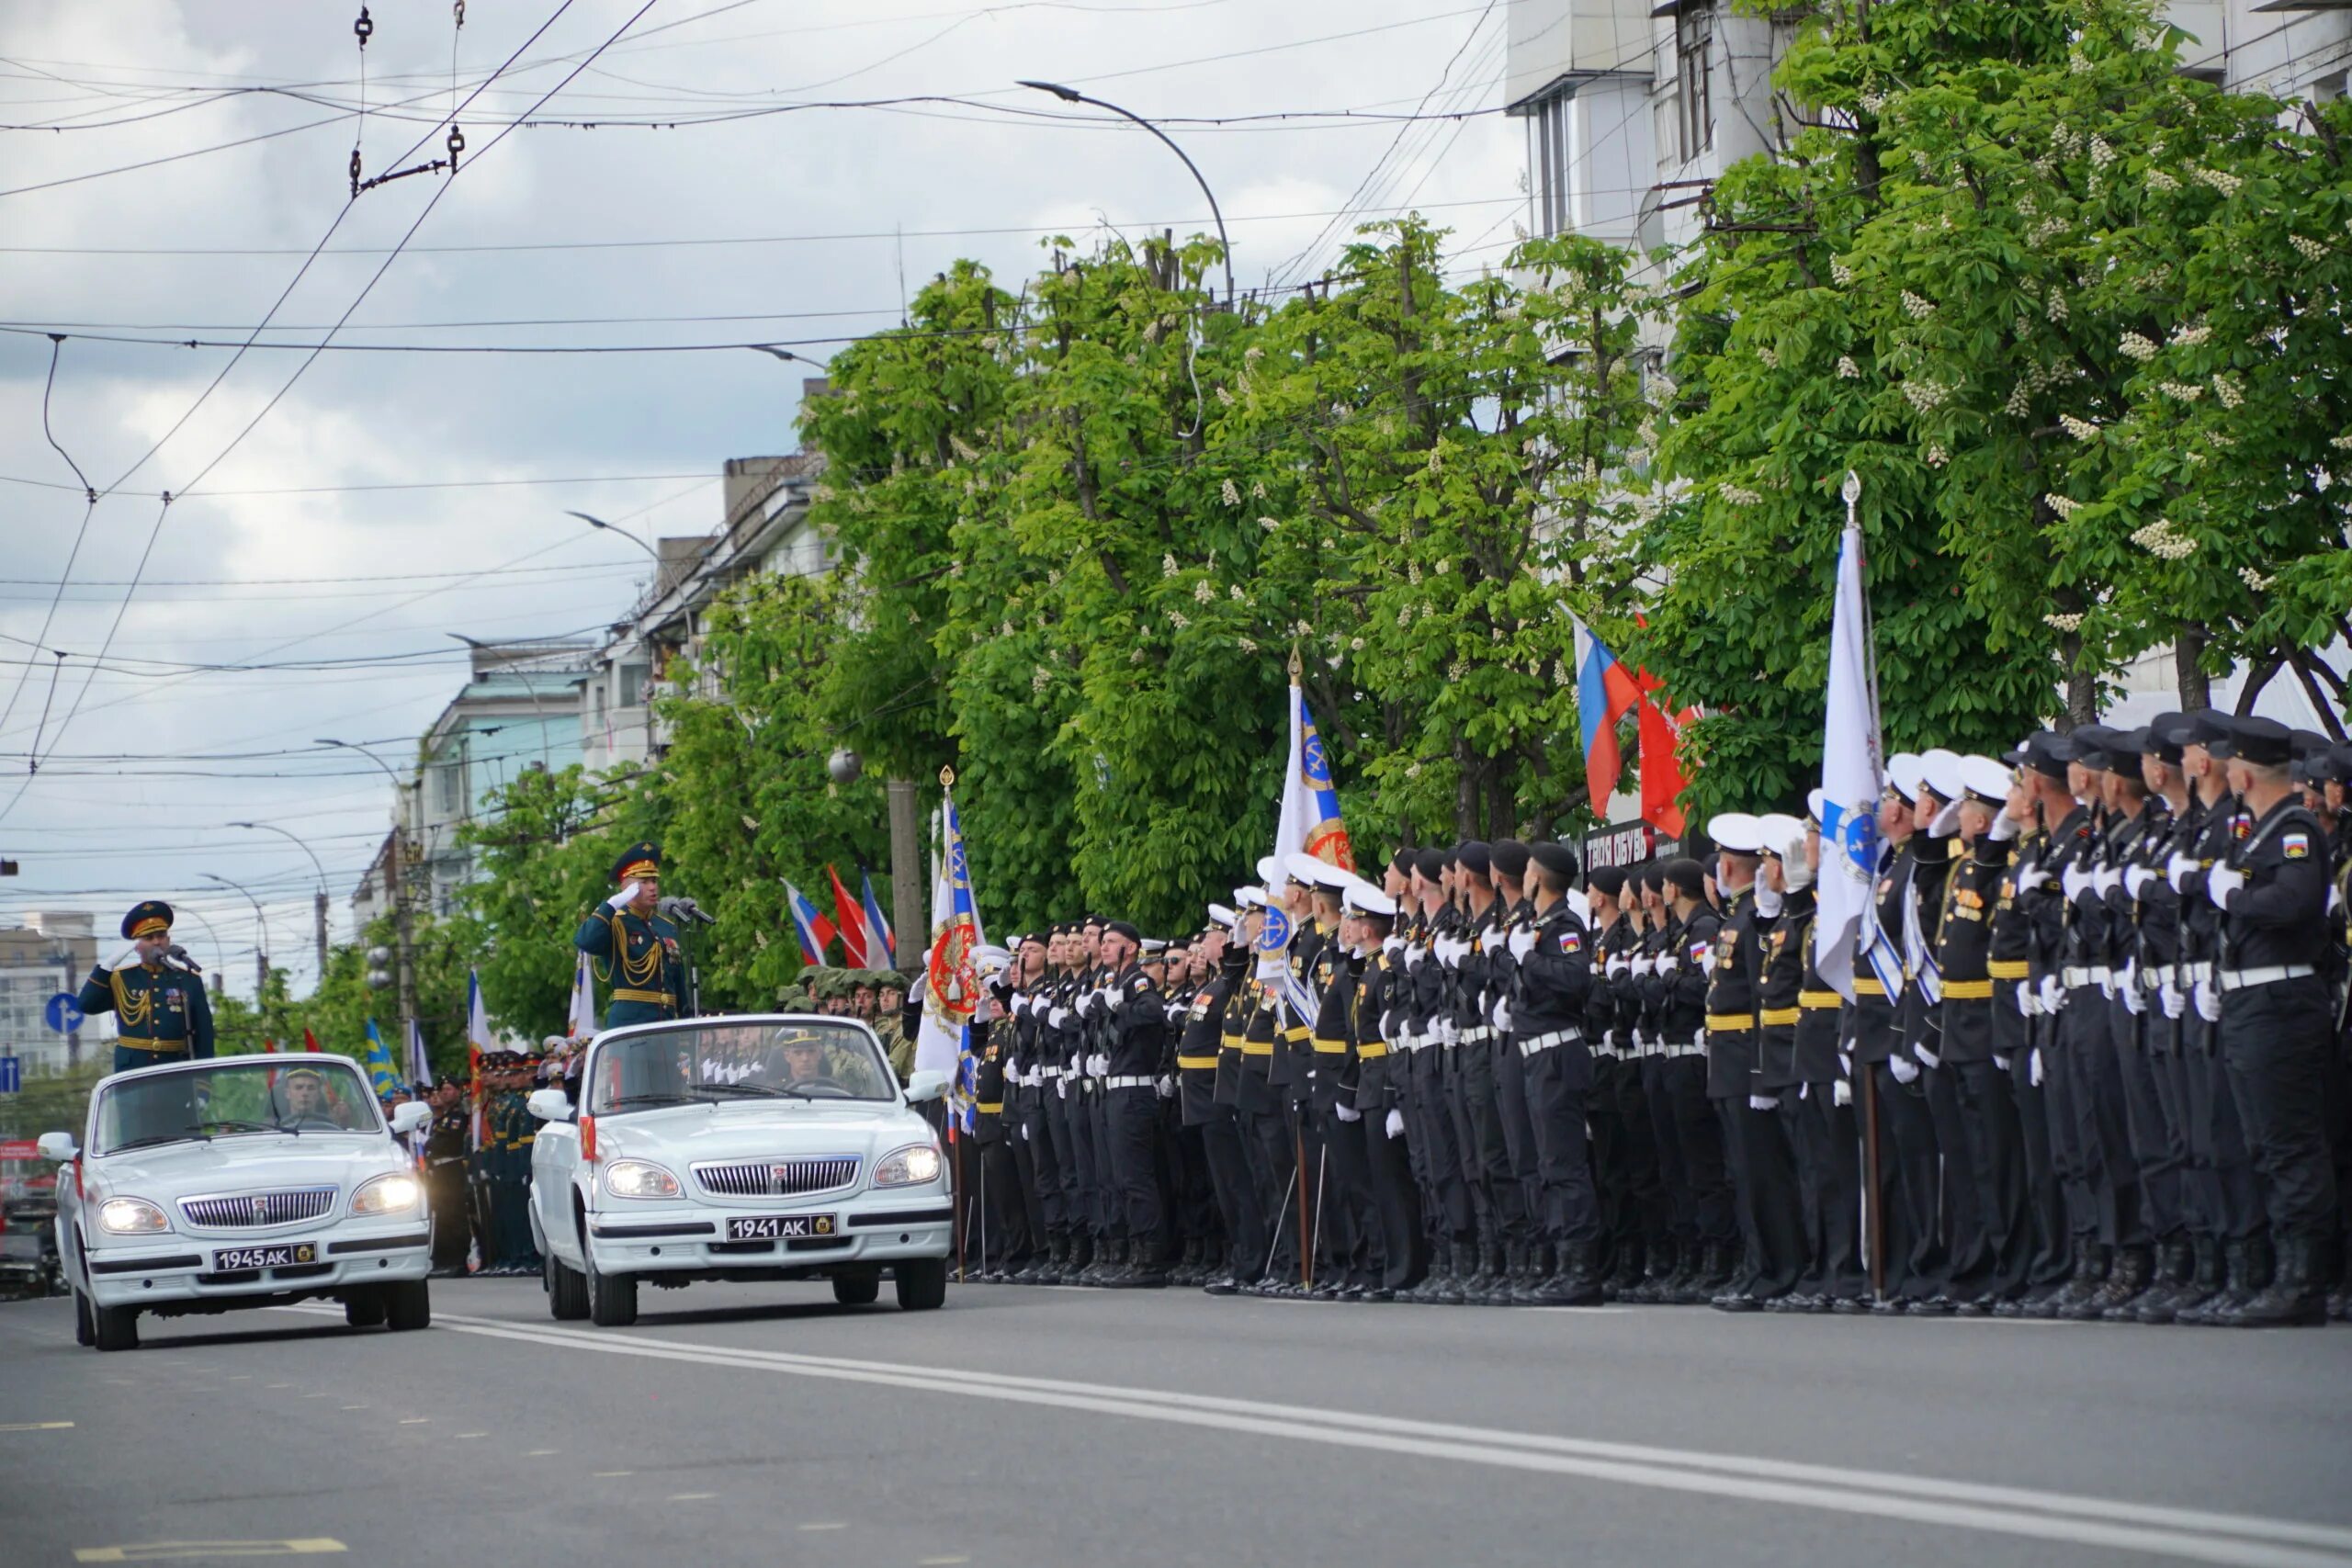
left=887, top=777, right=922, bottom=976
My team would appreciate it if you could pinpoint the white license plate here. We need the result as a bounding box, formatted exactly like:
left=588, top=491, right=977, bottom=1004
left=725, top=1213, right=836, bottom=1241
left=212, top=1242, right=317, bottom=1271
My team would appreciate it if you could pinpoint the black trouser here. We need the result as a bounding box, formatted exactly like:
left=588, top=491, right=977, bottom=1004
left=1409, top=1044, right=1474, bottom=1247
left=1319, top=1109, right=1378, bottom=1286
left=1657, top=1053, right=1732, bottom=1248
left=1242, top=1106, right=1301, bottom=1280
left=2148, top=1024, right=2209, bottom=1238
left=1951, top=1055, right=2030, bottom=1297
left=427, top=1164, right=470, bottom=1270
left=1043, top=1077, right=1087, bottom=1239
left=1458, top=1036, right=1527, bottom=1245
left=1087, top=1085, right=1118, bottom=1240
left=1999, top=1001, right=2071, bottom=1287
left=2062, top=986, right=2139, bottom=1247
left=1361, top=1100, right=1425, bottom=1288
left=1491, top=1036, right=1544, bottom=1241
left=1918, top=1054, right=1988, bottom=1288
left=1170, top=1114, right=1217, bottom=1258
left=1640, top=1050, right=1695, bottom=1253
left=1723, top=1093, right=1805, bottom=1298
left=1865, top=1060, right=1942, bottom=1299
left=2182, top=1010, right=2265, bottom=1238
left=2110, top=996, right=2184, bottom=1242
left=1198, top=1108, right=1267, bottom=1280
left=2222, top=976, right=2340, bottom=1243
left=1105, top=1086, right=1164, bottom=1245
left=1782, top=1083, right=1866, bottom=1299
left=1440, top=1040, right=1491, bottom=1237
left=1524, top=1037, right=1599, bottom=1247
left=1012, top=1086, right=1059, bottom=1243
left=978, top=1135, right=1029, bottom=1267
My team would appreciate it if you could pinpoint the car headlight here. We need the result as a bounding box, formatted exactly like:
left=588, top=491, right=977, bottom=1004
left=603, top=1159, right=681, bottom=1200
left=350, top=1172, right=424, bottom=1216
left=874, top=1143, right=943, bottom=1187
left=97, top=1197, right=168, bottom=1235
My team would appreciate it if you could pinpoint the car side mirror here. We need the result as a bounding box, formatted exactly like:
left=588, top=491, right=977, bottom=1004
left=526, top=1088, right=574, bottom=1123
left=35, top=1132, right=76, bottom=1162
left=903, top=1069, right=949, bottom=1104
left=388, top=1101, right=433, bottom=1137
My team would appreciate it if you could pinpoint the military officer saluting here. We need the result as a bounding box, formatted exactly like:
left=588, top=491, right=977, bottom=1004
left=79, top=900, right=214, bottom=1073
left=575, top=842, right=689, bottom=1028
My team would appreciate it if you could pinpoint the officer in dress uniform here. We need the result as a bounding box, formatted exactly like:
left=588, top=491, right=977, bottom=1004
left=2184, top=716, right=2338, bottom=1325
left=1702, top=814, right=1804, bottom=1311
left=1399, top=850, right=1474, bottom=1303
left=1783, top=803, right=1871, bottom=1313
left=1655, top=859, right=1732, bottom=1302
left=79, top=900, right=215, bottom=1073
left=424, top=1076, right=472, bottom=1277
left=575, top=843, right=689, bottom=1027
left=1511, top=839, right=1605, bottom=1305
left=1187, top=915, right=1265, bottom=1295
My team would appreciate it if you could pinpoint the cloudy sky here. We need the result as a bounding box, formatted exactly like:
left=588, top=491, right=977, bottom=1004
left=0, top=0, right=1524, bottom=998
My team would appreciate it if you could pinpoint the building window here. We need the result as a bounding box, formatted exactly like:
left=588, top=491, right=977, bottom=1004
left=1528, top=89, right=1575, bottom=237
left=1677, top=3, right=1714, bottom=161
left=436, top=760, right=465, bottom=815
left=618, top=662, right=647, bottom=708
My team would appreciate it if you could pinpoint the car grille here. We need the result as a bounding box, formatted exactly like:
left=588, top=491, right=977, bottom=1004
left=692, top=1156, right=859, bottom=1199
left=178, top=1187, right=339, bottom=1230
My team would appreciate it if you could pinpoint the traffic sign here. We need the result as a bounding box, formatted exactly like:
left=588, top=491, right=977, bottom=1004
left=0, top=1055, right=19, bottom=1096
left=44, top=992, right=84, bottom=1035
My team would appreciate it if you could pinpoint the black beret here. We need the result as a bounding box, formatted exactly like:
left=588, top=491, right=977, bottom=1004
left=1103, top=919, right=1142, bottom=944
left=1634, top=864, right=1664, bottom=892
left=1455, top=840, right=1492, bottom=878
left=1490, top=840, right=1531, bottom=879
left=2212, top=715, right=2293, bottom=765
left=1587, top=865, right=1627, bottom=897
left=1663, top=857, right=1708, bottom=900
left=2177, top=708, right=2233, bottom=749
left=1528, top=840, right=1578, bottom=879
left=2318, top=744, right=2352, bottom=785
left=1413, top=848, right=1447, bottom=881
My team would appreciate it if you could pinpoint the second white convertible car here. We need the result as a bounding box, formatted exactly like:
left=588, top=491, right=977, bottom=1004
left=527, top=1014, right=955, bottom=1325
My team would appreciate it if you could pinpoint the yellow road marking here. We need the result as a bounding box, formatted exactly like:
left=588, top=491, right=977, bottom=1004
left=75, top=1541, right=346, bottom=1562
left=0, top=1421, right=74, bottom=1431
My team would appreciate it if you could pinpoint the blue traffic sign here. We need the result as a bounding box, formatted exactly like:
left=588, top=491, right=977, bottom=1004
left=0, top=1055, right=18, bottom=1095
left=44, top=992, right=84, bottom=1035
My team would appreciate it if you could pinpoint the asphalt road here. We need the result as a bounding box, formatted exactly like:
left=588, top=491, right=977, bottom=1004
left=4, top=1278, right=2351, bottom=1568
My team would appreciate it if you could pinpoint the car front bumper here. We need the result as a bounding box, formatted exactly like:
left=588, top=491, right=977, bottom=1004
left=82, top=1221, right=433, bottom=1311
left=584, top=1193, right=953, bottom=1275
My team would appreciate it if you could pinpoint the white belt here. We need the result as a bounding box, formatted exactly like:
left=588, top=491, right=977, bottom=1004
left=1663, top=1040, right=1703, bottom=1059
left=1105, top=1075, right=1155, bottom=1089
left=1518, top=1029, right=1581, bottom=1056
left=1460, top=1026, right=1492, bottom=1043
left=2178, top=961, right=2213, bottom=984
left=2062, top=965, right=2111, bottom=988
left=1038, top=1065, right=1062, bottom=1079
left=1396, top=1032, right=1427, bottom=1053
left=2218, top=964, right=2316, bottom=992
left=1590, top=1036, right=1619, bottom=1059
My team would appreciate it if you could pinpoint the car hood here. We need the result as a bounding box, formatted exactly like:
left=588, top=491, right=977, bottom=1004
left=593, top=1100, right=934, bottom=1166
left=87, top=1135, right=408, bottom=1198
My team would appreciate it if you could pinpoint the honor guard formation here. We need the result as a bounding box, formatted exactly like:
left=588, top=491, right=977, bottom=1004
left=911, top=712, right=2352, bottom=1326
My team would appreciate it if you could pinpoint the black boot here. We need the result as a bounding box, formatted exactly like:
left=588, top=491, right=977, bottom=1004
left=2224, top=1236, right=2328, bottom=1327
left=1602, top=1237, right=1643, bottom=1302
left=2132, top=1236, right=2198, bottom=1324
left=1110, top=1236, right=1168, bottom=1289
left=1512, top=1243, right=1555, bottom=1304
left=1433, top=1240, right=1469, bottom=1304
left=1066, top=1231, right=1096, bottom=1284
left=2154, top=1233, right=2223, bottom=1324
left=2037, top=1241, right=2108, bottom=1318
left=1460, top=1233, right=1496, bottom=1302
left=1532, top=1242, right=1606, bottom=1306
left=2185, top=1234, right=2260, bottom=1325
left=1625, top=1239, right=1672, bottom=1304
left=2079, top=1244, right=2153, bottom=1321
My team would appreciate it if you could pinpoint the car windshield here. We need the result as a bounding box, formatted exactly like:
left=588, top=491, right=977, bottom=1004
left=92, top=1059, right=383, bottom=1156
left=587, top=1020, right=897, bottom=1114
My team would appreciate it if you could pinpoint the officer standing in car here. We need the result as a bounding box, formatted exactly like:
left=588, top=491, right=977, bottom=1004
left=575, top=843, right=689, bottom=1028
left=79, top=900, right=215, bottom=1073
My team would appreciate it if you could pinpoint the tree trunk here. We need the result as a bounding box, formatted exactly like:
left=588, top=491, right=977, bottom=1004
left=2062, top=633, right=2097, bottom=728
left=1486, top=765, right=1515, bottom=844
left=2288, top=652, right=2346, bottom=739
left=1453, top=732, right=1477, bottom=840
left=2236, top=655, right=2281, bottom=716
left=2173, top=622, right=2210, bottom=710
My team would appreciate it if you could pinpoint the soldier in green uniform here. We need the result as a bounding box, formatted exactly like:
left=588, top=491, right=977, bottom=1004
left=575, top=842, right=689, bottom=1028
left=424, top=1076, right=472, bottom=1277
left=78, top=900, right=215, bottom=1074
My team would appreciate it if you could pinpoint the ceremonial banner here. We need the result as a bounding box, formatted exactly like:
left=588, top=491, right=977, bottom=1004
left=1273, top=670, right=1354, bottom=874
left=565, top=951, right=597, bottom=1040
left=1815, top=476, right=1886, bottom=1002
left=1572, top=614, right=1642, bottom=808
left=913, top=773, right=988, bottom=1136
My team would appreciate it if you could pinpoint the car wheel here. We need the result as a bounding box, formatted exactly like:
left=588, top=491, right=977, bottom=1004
left=92, top=1302, right=140, bottom=1352
left=345, top=1292, right=388, bottom=1329
left=895, top=1257, right=948, bottom=1312
left=74, top=1288, right=95, bottom=1348
left=831, top=1271, right=880, bottom=1307
left=384, top=1280, right=432, bottom=1332
left=547, top=1248, right=589, bottom=1322
left=585, top=1253, right=638, bottom=1327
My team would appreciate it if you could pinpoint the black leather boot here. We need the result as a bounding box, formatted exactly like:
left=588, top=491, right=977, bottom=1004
left=2078, top=1244, right=2152, bottom=1320
left=2037, top=1240, right=2107, bottom=1318
left=2224, top=1236, right=2327, bottom=1327
left=1626, top=1239, right=1674, bottom=1304
left=1532, top=1242, right=1607, bottom=1306
left=1433, top=1240, right=1468, bottom=1304
left=1602, top=1237, right=1643, bottom=1302
left=2185, top=1233, right=2259, bottom=1325
left=1109, top=1236, right=1167, bottom=1289
left=2155, top=1233, right=2223, bottom=1324
left=1065, top=1231, right=1095, bottom=1284
left=2132, top=1236, right=2197, bottom=1324
left=1459, top=1232, right=1496, bottom=1302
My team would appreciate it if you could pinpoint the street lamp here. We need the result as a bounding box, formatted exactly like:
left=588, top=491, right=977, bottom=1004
left=565, top=509, right=664, bottom=564
left=227, top=821, right=330, bottom=978
left=202, top=872, right=269, bottom=1004
left=1017, top=79, right=1236, bottom=306
left=448, top=633, right=556, bottom=769
left=318, top=737, right=416, bottom=1050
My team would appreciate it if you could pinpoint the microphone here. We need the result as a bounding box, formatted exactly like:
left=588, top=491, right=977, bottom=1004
left=660, top=895, right=718, bottom=927
left=166, top=943, right=204, bottom=974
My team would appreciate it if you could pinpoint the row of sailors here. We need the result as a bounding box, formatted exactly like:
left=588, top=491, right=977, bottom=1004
left=944, top=710, right=2348, bottom=1325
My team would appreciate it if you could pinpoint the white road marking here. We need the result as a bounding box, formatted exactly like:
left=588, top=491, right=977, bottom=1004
left=593, top=1472, right=633, bottom=1478
left=798, top=1523, right=848, bottom=1532
left=272, top=1303, right=2352, bottom=1568
left=0, top=1421, right=75, bottom=1431
left=667, top=1493, right=715, bottom=1501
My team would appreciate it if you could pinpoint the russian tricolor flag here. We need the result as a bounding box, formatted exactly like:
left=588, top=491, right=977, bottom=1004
left=1573, top=614, right=1643, bottom=809
left=784, top=881, right=836, bottom=970
left=858, top=867, right=895, bottom=965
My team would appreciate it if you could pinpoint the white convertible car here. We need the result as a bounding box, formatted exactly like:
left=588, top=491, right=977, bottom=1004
left=527, top=1014, right=955, bottom=1325
left=42, top=1055, right=436, bottom=1351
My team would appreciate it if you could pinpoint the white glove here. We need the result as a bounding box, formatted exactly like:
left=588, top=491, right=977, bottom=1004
left=1493, top=999, right=1514, bottom=1034
left=2095, top=969, right=2116, bottom=1000
left=1838, top=1051, right=1852, bottom=1078
left=2166, top=852, right=2199, bottom=895
left=2117, top=956, right=2138, bottom=999
left=2093, top=865, right=2121, bottom=897
left=1509, top=927, right=1536, bottom=960
left=1929, top=797, right=1963, bottom=835
left=1695, top=1027, right=1709, bottom=1053
left=2014, top=857, right=2041, bottom=890
left=1405, top=943, right=1426, bottom=970
left=2159, top=977, right=2185, bottom=1019
left=1888, top=1055, right=1920, bottom=1085
left=2193, top=977, right=2221, bottom=1022
left=1993, top=1053, right=2012, bottom=1072
left=1832, top=1077, right=1853, bottom=1107
left=1056, top=1076, right=1068, bottom=1100
left=1748, top=1093, right=1780, bottom=1111
left=1607, top=953, right=1633, bottom=979
left=1156, top=1076, right=1174, bottom=1098
left=1631, top=1027, right=1646, bottom=1051
left=1088, top=1053, right=1108, bottom=1077
left=611, top=880, right=643, bottom=909
left=1048, top=1007, right=1069, bottom=1029
left=1916, top=1043, right=1940, bottom=1069
left=1385, top=1109, right=1406, bottom=1140
left=1383, top=935, right=1405, bottom=957
left=2061, top=864, right=2091, bottom=901
left=1989, top=808, right=2021, bottom=843
left=2013, top=981, right=2032, bottom=1016
left=1437, top=1020, right=1458, bottom=1046
left=1333, top=1102, right=1363, bottom=1123
left=2039, top=975, right=2066, bottom=1012
left=2123, top=865, right=2153, bottom=900
left=2204, top=865, right=2244, bottom=908
left=2030, top=1048, right=2044, bottom=1087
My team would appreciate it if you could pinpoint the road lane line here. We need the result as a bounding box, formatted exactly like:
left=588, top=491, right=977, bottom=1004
left=0, top=1421, right=74, bottom=1431
left=74, top=1542, right=346, bottom=1562
left=278, top=1305, right=2350, bottom=1568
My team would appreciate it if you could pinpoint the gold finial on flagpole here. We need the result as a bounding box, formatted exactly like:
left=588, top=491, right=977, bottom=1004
left=940, top=764, right=956, bottom=789
left=1287, top=644, right=1303, bottom=681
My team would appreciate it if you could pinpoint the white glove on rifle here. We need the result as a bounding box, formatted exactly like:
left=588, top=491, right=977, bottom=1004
left=2193, top=978, right=2221, bottom=1022
left=1333, top=1102, right=1363, bottom=1123
left=2204, top=865, right=2245, bottom=908
left=1509, top=926, right=1536, bottom=960
left=2030, top=1048, right=2044, bottom=1088
left=1492, top=999, right=1514, bottom=1034
left=1888, top=1055, right=1920, bottom=1085
left=1048, top=1007, right=1069, bottom=1029
left=1747, top=1093, right=1780, bottom=1111
left=1385, top=1109, right=1406, bottom=1140
left=1156, top=1076, right=1174, bottom=1099
left=2119, top=960, right=2143, bottom=1015
left=2061, top=864, right=2090, bottom=902
left=2093, top=865, right=2120, bottom=897
left=2038, top=975, right=2066, bottom=1013
left=2158, top=977, right=2185, bottom=1020
left=2165, top=852, right=2199, bottom=895
left=2123, top=865, right=2153, bottom=900
left=1915, top=1043, right=1940, bottom=1070
left=1832, top=1077, right=1853, bottom=1108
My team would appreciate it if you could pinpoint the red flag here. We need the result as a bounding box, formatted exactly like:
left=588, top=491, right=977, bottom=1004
left=1635, top=693, right=1695, bottom=839
left=828, top=864, right=872, bottom=968
left=302, top=1027, right=322, bottom=1054
left=263, top=1037, right=278, bottom=1054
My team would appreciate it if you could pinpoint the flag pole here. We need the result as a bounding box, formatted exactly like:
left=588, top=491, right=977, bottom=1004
left=1841, top=469, right=1889, bottom=1303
